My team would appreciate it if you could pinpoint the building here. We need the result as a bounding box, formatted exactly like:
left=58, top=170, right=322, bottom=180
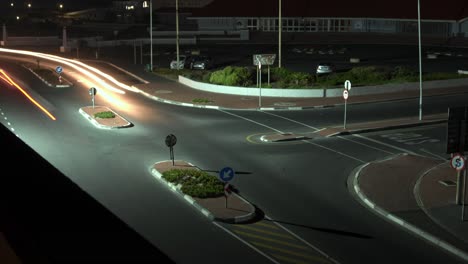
left=188, top=0, right=468, bottom=37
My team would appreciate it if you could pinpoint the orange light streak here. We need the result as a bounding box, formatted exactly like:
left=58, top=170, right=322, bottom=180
left=0, top=74, right=13, bottom=85
left=0, top=69, right=56, bottom=121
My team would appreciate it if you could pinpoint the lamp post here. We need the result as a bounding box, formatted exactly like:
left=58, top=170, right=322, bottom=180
left=417, top=0, right=423, bottom=120
left=278, top=0, right=282, bottom=68
left=150, top=0, right=153, bottom=71
left=176, top=0, right=180, bottom=70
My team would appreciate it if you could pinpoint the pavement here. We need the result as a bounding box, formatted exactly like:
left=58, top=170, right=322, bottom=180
left=23, top=56, right=468, bottom=262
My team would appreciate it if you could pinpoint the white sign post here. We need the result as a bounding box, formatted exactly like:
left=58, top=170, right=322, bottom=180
left=258, top=61, right=262, bottom=109
left=343, top=80, right=351, bottom=129
left=451, top=154, right=467, bottom=220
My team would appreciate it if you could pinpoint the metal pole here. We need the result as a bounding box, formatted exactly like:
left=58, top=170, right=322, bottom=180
left=150, top=0, right=153, bottom=71
left=92, top=95, right=95, bottom=109
left=278, top=0, right=282, bottom=68
left=176, top=0, right=180, bottom=70
left=462, top=161, right=467, bottom=221
left=268, top=65, right=270, bottom=85
left=344, top=99, right=347, bottom=129
left=417, top=0, right=423, bottom=121
left=259, top=65, right=262, bottom=108
left=457, top=122, right=466, bottom=205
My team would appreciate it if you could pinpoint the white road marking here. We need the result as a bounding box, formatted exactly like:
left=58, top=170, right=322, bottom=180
left=302, top=140, right=366, bottom=163
left=218, top=109, right=284, bottom=133
left=419, top=148, right=447, bottom=160
left=353, top=134, right=417, bottom=155
left=259, top=111, right=320, bottom=130
left=338, top=136, right=395, bottom=155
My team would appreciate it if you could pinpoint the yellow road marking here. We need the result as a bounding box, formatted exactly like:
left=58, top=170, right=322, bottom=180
left=252, top=221, right=280, bottom=229
left=233, top=230, right=308, bottom=250
left=233, top=225, right=296, bottom=239
left=251, top=241, right=331, bottom=263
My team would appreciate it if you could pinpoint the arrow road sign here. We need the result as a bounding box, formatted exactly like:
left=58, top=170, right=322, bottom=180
left=219, top=167, right=235, bottom=182
left=165, top=134, right=177, bottom=147
left=451, top=154, right=466, bottom=171
left=344, top=80, right=351, bottom=91
left=55, top=66, right=63, bottom=74
left=89, top=87, right=97, bottom=96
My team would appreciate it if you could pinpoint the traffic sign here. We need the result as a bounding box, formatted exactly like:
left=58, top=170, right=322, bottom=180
left=224, top=183, right=232, bottom=196
left=343, top=90, right=349, bottom=100
left=219, top=167, right=235, bottom=182
left=55, top=66, right=63, bottom=74
left=88, top=87, right=97, bottom=96
left=165, top=134, right=177, bottom=147
left=451, top=154, right=465, bottom=171
left=344, top=80, right=352, bottom=91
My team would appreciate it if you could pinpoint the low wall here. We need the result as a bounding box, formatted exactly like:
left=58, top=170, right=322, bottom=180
left=179, top=75, right=468, bottom=98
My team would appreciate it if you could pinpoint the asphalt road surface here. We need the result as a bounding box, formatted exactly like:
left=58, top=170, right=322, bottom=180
left=0, top=56, right=466, bottom=264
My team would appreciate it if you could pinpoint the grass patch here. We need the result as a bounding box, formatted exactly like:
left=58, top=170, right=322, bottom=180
left=192, top=98, right=213, bottom=104
left=94, top=111, right=115, bottom=119
left=162, top=169, right=224, bottom=198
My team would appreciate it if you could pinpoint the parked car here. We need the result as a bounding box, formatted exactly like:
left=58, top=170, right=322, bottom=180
left=189, top=55, right=213, bottom=70
left=316, top=62, right=335, bottom=75
left=170, top=55, right=191, bottom=69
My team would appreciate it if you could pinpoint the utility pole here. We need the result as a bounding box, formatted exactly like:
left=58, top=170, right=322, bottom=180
left=176, top=0, right=180, bottom=70
left=278, top=0, right=282, bottom=68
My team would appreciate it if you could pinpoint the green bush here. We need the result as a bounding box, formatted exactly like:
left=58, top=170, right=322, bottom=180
left=94, top=111, right=115, bottom=119
left=161, top=169, right=224, bottom=198
left=209, top=66, right=253, bottom=86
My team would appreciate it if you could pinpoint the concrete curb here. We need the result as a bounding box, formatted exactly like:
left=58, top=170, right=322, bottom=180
left=348, top=154, right=468, bottom=262
left=78, top=107, right=132, bottom=129
left=150, top=161, right=256, bottom=223
left=24, top=66, right=72, bottom=88
left=327, top=119, right=447, bottom=137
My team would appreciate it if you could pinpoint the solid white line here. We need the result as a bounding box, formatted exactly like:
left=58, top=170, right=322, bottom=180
left=302, top=140, right=366, bottom=163
left=353, top=134, right=418, bottom=155
left=338, top=136, right=395, bottom=155
left=264, top=215, right=341, bottom=264
left=259, top=110, right=320, bottom=131
left=218, top=109, right=284, bottom=133
left=419, top=148, right=447, bottom=160
left=212, top=222, right=281, bottom=264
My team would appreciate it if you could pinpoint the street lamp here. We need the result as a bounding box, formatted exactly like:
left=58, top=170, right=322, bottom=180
left=278, top=0, right=282, bottom=68
left=150, top=0, right=153, bottom=71
left=417, top=0, right=423, bottom=120
left=10, top=3, right=14, bottom=7
left=176, top=0, right=180, bottom=70
left=27, top=3, right=31, bottom=8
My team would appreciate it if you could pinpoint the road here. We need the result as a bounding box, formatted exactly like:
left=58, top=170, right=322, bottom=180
left=0, top=54, right=466, bottom=263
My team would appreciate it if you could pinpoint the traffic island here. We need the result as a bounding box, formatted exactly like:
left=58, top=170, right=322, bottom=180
left=79, top=106, right=132, bottom=129
left=150, top=160, right=256, bottom=223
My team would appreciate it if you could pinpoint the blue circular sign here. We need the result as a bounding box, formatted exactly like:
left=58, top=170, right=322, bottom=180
left=219, top=167, right=235, bottom=182
left=55, top=66, right=63, bottom=74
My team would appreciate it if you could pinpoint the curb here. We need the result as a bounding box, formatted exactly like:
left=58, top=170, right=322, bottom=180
left=328, top=119, right=447, bottom=137
left=150, top=161, right=256, bottom=223
left=24, top=66, right=72, bottom=88
left=78, top=107, right=132, bottom=129
left=348, top=154, right=468, bottom=262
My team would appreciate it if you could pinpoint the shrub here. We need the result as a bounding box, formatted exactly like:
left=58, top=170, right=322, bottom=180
left=161, top=169, right=224, bottom=198
left=209, top=66, right=253, bottom=86
left=94, top=111, right=115, bottom=118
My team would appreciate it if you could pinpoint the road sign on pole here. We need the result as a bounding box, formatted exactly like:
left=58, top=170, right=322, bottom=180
left=88, top=87, right=97, bottom=108
left=451, top=154, right=466, bottom=171
left=55, top=66, right=63, bottom=74
left=219, top=167, right=235, bottom=182
left=344, top=80, right=351, bottom=91
left=343, top=90, right=349, bottom=100
left=165, top=134, right=177, bottom=166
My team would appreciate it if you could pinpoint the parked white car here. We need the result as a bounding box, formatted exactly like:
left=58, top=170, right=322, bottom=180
left=170, top=55, right=190, bottom=69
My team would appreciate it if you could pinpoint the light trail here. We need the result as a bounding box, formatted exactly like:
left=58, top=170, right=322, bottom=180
left=0, top=69, right=56, bottom=120
left=0, top=48, right=127, bottom=95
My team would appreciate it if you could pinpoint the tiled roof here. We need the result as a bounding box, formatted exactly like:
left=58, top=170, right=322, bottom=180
left=191, top=0, right=468, bottom=21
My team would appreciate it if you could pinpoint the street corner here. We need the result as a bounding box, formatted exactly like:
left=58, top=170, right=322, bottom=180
left=78, top=106, right=132, bottom=129
left=149, top=160, right=257, bottom=223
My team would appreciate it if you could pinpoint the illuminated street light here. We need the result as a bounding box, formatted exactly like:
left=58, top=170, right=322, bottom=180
left=16, top=16, right=20, bottom=20
left=27, top=3, right=31, bottom=8
left=59, top=4, right=63, bottom=9
left=10, top=3, right=14, bottom=7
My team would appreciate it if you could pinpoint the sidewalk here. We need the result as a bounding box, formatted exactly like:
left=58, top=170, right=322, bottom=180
left=58, top=59, right=468, bottom=261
